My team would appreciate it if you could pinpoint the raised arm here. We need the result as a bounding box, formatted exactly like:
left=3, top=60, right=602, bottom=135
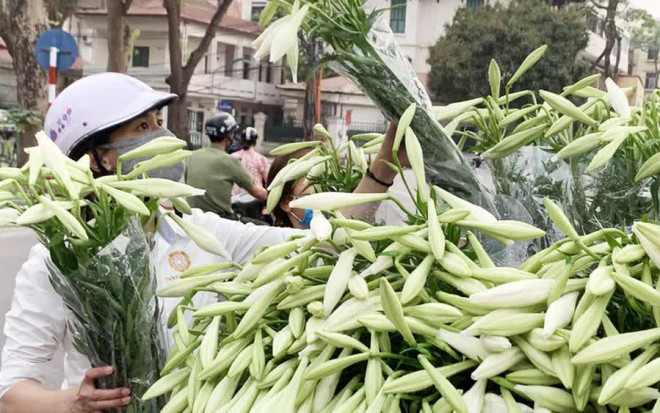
left=345, top=124, right=407, bottom=220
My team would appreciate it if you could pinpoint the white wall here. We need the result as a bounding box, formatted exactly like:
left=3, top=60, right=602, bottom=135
left=363, top=0, right=510, bottom=76
left=631, top=48, right=658, bottom=91
left=0, top=65, right=17, bottom=108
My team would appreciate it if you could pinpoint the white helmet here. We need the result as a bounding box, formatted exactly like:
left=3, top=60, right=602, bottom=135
left=44, top=72, right=177, bottom=156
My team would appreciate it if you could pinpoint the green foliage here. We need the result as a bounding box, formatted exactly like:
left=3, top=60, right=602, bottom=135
left=5, top=107, right=41, bottom=134
left=630, top=10, right=660, bottom=67
left=427, top=0, right=590, bottom=103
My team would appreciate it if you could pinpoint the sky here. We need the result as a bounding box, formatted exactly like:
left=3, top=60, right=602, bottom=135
left=630, top=0, right=660, bottom=19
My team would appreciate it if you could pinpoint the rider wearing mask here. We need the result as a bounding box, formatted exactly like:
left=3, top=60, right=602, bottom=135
left=0, top=73, right=401, bottom=412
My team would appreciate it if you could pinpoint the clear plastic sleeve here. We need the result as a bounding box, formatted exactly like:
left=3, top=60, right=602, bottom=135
left=46, top=218, right=166, bottom=412
left=329, top=17, right=496, bottom=213
left=484, top=146, right=654, bottom=245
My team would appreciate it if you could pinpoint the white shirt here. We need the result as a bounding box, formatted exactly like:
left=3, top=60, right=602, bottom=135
left=0, top=209, right=302, bottom=399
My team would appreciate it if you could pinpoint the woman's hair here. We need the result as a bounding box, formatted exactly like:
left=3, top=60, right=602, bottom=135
left=241, top=139, right=255, bottom=151
left=68, top=129, right=117, bottom=178
left=267, top=147, right=313, bottom=227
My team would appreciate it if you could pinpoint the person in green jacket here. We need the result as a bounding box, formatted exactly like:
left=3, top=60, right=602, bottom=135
left=187, top=113, right=268, bottom=219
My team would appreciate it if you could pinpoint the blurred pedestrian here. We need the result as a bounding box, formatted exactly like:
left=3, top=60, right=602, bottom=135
left=231, top=127, right=269, bottom=197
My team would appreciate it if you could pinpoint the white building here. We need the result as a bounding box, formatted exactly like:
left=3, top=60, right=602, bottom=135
left=70, top=0, right=288, bottom=146
left=630, top=47, right=659, bottom=95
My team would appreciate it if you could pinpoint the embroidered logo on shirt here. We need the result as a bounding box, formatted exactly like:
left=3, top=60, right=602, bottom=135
left=168, top=250, right=191, bottom=272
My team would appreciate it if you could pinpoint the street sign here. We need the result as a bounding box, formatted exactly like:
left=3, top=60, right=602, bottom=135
left=35, top=29, right=78, bottom=72
left=217, top=100, right=233, bottom=112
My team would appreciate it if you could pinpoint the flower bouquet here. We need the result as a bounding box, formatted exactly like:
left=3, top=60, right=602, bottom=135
left=0, top=133, right=229, bottom=411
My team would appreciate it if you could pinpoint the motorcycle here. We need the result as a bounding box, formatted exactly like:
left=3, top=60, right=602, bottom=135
left=231, top=193, right=271, bottom=226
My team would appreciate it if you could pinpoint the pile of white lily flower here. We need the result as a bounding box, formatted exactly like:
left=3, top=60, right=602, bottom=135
left=147, top=105, right=660, bottom=413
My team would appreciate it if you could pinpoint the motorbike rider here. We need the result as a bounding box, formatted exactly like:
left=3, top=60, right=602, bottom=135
left=186, top=113, right=268, bottom=219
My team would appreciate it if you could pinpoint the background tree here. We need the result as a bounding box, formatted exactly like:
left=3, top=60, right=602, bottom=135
left=106, top=0, right=135, bottom=73
left=0, top=1, right=49, bottom=166
left=163, top=0, right=233, bottom=143
left=589, top=0, right=626, bottom=78
left=428, top=0, right=589, bottom=103
left=47, top=0, right=78, bottom=27
left=298, top=35, right=324, bottom=140
left=630, top=10, right=660, bottom=86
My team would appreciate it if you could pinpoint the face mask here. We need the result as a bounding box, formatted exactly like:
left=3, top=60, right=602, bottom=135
left=291, top=208, right=313, bottom=229
left=99, top=128, right=185, bottom=182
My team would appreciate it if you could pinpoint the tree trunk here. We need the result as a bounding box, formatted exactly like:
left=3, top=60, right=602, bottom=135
left=163, top=0, right=188, bottom=141
left=106, top=0, right=133, bottom=73
left=590, top=0, right=619, bottom=77
left=0, top=1, right=49, bottom=166
left=613, top=35, right=622, bottom=77
left=163, top=0, right=233, bottom=144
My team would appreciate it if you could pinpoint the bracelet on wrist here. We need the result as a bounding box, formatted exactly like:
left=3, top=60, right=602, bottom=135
left=366, top=168, right=394, bottom=187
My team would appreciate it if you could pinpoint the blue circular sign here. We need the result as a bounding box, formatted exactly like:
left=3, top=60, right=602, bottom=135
left=35, top=29, right=78, bottom=72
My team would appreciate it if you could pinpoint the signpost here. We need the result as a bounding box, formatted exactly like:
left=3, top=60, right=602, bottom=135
left=217, top=100, right=234, bottom=112
left=35, top=29, right=78, bottom=108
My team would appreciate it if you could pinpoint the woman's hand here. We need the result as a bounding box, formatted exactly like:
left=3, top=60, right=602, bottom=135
left=69, top=366, right=130, bottom=413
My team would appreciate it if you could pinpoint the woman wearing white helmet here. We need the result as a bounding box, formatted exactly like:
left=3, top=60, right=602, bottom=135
left=0, top=73, right=402, bottom=412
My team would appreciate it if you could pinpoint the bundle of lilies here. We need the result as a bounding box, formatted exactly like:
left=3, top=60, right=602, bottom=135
left=0, top=133, right=229, bottom=412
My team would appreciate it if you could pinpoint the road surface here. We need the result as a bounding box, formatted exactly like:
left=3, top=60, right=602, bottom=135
left=0, top=227, right=37, bottom=350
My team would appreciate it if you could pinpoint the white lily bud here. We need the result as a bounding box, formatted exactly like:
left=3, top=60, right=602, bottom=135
left=471, top=347, right=524, bottom=380
left=433, top=98, right=483, bottom=121
left=436, top=329, right=490, bottom=361
left=543, top=292, right=578, bottom=337
left=100, top=184, right=150, bottom=216
left=463, top=379, right=487, bottom=413
left=469, top=279, right=555, bottom=308
left=587, top=266, right=615, bottom=296
left=307, top=301, right=325, bottom=318
left=482, top=393, right=507, bottom=413
left=323, top=249, right=358, bottom=316
left=39, top=196, right=88, bottom=240
left=434, top=186, right=496, bottom=223
left=514, top=385, right=576, bottom=412
left=35, top=131, right=78, bottom=199
left=0, top=208, right=19, bottom=227
left=272, top=326, right=294, bottom=358
left=167, top=212, right=231, bottom=259
left=109, top=178, right=205, bottom=198
left=458, top=219, right=546, bottom=242
left=348, top=275, right=369, bottom=299
left=290, top=192, right=389, bottom=211
left=480, top=336, right=512, bottom=353
left=27, top=145, right=43, bottom=186
left=310, top=210, right=332, bottom=241
left=118, top=136, right=186, bottom=161
left=605, top=77, right=631, bottom=118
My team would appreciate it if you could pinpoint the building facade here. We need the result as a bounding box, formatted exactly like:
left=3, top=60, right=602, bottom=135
left=630, top=47, right=659, bottom=95
left=71, top=0, right=286, bottom=147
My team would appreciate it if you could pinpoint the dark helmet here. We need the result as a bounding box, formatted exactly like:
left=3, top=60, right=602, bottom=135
left=241, top=126, right=258, bottom=144
left=205, top=112, right=238, bottom=140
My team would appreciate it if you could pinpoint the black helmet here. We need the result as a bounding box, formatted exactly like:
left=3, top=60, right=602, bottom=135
left=241, top=126, right=258, bottom=144
left=205, top=112, right=238, bottom=140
